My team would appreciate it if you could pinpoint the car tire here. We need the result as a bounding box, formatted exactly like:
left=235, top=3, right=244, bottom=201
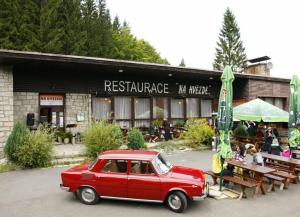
left=166, top=191, right=188, bottom=213
left=78, top=187, right=99, bottom=205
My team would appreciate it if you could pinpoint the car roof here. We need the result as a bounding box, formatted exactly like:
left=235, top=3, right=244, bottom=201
left=99, top=150, right=159, bottom=161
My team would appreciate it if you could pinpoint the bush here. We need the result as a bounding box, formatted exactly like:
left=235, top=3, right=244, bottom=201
left=4, top=122, right=29, bottom=162
left=127, top=128, right=145, bottom=150
left=151, top=119, right=162, bottom=128
left=184, top=119, right=214, bottom=146
left=233, top=122, right=249, bottom=139
left=83, top=121, right=122, bottom=158
left=15, top=126, right=54, bottom=168
left=175, top=120, right=185, bottom=128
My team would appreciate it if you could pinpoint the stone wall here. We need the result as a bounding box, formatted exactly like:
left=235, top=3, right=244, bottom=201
left=0, top=66, right=14, bottom=158
left=65, top=93, right=91, bottom=133
left=14, top=92, right=39, bottom=125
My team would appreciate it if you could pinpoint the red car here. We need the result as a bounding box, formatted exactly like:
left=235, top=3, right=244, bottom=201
left=60, top=150, right=208, bottom=213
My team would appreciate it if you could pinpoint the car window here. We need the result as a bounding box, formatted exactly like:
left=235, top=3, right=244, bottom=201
left=101, top=160, right=127, bottom=173
left=130, top=160, right=154, bottom=175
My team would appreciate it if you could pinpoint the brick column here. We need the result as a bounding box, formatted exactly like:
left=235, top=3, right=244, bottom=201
left=0, top=66, right=14, bottom=159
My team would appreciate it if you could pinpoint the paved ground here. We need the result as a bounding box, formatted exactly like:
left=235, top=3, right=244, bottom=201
left=1, top=150, right=300, bottom=217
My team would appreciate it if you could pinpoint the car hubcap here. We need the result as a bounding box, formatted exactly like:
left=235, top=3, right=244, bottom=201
left=168, top=195, right=181, bottom=210
left=82, top=188, right=95, bottom=203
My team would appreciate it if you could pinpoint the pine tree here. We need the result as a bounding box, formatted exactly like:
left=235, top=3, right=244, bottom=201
left=58, top=0, right=86, bottom=55
left=112, top=15, right=121, bottom=32
left=0, top=0, right=20, bottom=49
left=213, top=8, right=247, bottom=72
left=40, top=0, right=64, bottom=53
left=179, top=58, right=186, bottom=67
left=18, top=0, right=41, bottom=51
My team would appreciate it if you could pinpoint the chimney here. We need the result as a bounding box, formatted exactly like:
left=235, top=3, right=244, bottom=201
left=243, top=56, right=272, bottom=76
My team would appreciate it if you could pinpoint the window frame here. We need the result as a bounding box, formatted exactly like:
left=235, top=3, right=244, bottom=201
left=129, top=160, right=158, bottom=176
left=100, top=159, right=128, bottom=175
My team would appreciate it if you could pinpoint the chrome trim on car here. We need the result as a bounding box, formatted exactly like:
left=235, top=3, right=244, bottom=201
left=60, top=184, right=70, bottom=191
left=100, top=196, right=163, bottom=203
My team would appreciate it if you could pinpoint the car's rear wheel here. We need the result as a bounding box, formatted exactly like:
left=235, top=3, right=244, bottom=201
left=78, top=187, right=99, bottom=205
left=166, top=191, right=187, bottom=213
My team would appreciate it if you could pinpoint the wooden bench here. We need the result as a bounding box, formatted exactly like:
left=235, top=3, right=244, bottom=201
left=264, top=173, right=285, bottom=192
left=205, top=170, right=257, bottom=199
left=271, top=170, right=297, bottom=188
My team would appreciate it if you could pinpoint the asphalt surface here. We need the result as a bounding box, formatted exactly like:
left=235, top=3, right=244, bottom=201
left=1, top=150, right=300, bottom=217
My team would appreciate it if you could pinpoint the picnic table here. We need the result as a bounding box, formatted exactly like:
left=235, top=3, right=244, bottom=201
left=261, top=152, right=300, bottom=175
left=226, top=159, right=275, bottom=195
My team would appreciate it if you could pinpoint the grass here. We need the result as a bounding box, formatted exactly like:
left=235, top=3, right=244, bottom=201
left=0, top=163, right=18, bottom=173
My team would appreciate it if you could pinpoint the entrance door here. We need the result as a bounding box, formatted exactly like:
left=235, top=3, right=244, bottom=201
left=39, top=94, right=64, bottom=128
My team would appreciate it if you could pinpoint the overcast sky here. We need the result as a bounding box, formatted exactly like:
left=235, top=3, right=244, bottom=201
left=106, top=0, right=300, bottom=79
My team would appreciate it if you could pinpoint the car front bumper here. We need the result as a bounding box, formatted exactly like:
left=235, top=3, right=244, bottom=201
left=192, top=183, right=209, bottom=201
left=60, top=184, right=70, bottom=192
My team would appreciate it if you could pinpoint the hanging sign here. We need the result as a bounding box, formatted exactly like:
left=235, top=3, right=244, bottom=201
left=40, top=94, right=64, bottom=106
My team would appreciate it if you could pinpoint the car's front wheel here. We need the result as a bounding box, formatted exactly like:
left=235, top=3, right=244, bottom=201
left=78, top=187, right=99, bottom=205
left=166, top=191, right=188, bottom=213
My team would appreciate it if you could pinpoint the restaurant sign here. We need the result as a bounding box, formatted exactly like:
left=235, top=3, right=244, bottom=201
left=40, top=94, right=64, bottom=106
left=104, top=80, right=211, bottom=96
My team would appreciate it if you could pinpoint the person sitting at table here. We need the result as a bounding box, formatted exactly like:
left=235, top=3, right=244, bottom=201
left=233, top=144, right=247, bottom=161
left=256, top=129, right=264, bottom=141
left=269, top=138, right=283, bottom=156
left=249, top=147, right=264, bottom=166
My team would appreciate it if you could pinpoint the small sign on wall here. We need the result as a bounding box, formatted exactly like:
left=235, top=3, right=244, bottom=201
left=77, top=112, right=85, bottom=122
left=40, top=94, right=64, bottom=106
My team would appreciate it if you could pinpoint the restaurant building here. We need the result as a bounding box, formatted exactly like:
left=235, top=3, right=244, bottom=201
left=0, top=50, right=291, bottom=158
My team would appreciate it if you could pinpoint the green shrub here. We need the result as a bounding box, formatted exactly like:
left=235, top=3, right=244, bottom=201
left=151, top=119, right=163, bottom=128
left=15, top=126, right=54, bottom=168
left=233, top=122, right=249, bottom=139
left=175, top=120, right=185, bottom=128
left=83, top=121, right=122, bottom=158
left=184, top=119, right=214, bottom=146
left=4, top=122, right=29, bottom=162
left=127, top=128, right=145, bottom=150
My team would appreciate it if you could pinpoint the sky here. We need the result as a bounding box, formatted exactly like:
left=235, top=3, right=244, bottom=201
left=106, top=0, right=300, bottom=79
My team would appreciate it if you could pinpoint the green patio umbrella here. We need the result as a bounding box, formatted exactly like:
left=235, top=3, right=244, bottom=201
left=233, top=98, right=289, bottom=122
left=217, top=66, right=234, bottom=190
left=288, top=75, right=300, bottom=148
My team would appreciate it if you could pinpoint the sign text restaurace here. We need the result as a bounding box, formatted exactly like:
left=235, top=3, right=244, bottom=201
left=104, top=80, right=210, bottom=95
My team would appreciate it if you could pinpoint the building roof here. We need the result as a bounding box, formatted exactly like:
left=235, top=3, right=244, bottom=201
left=100, top=150, right=159, bottom=161
left=0, top=49, right=290, bottom=83
left=248, top=56, right=271, bottom=63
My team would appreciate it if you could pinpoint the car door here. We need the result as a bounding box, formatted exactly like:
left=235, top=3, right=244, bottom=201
left=96, top=159, right=128, bottom=198
left=127, top=160, right=161, bottom=201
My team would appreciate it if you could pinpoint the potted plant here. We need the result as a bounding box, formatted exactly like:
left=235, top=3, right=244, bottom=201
left=63, top=132, right=73, bottom=144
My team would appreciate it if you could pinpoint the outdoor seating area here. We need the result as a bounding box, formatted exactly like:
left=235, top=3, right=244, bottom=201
left=205, top=151, right=300, bottom=200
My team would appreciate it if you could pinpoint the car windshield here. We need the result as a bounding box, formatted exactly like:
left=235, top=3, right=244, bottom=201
left=152, top=154, right=173, bottom=175
left=88, top=158, right=98, bottom=170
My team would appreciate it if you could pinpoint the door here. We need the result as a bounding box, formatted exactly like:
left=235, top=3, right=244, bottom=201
left=96, top=159, right=128, bottom=198
left=127, top=160, right=161, bottom=200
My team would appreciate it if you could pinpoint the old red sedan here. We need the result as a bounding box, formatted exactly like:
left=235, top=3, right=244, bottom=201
left=60, top=150, right=208, bottom=213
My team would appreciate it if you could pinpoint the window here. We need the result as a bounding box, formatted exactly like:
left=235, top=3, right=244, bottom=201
left=171, top=98, right=184, bottom=118
left=201, top=99, right=212, bottom=117
left=186, top=98, right=199, bottom=118
left=134, top=98, right=150, bottom=127
left=101, top=160, right=127, bottom=173
left=92, top=97, right=111, bottom=120
left=264, top=97, right=274, bottom=105
left=274, top=98, right=284, bottom=109
left=130, top=161, right=154, bottom=175
left=153, top=97, right=168, bottom=119
left=114, top=96, right=131, bottom=128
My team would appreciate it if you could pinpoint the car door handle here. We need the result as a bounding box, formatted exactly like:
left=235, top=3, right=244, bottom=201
left=95, top=174, right=101, bottom=178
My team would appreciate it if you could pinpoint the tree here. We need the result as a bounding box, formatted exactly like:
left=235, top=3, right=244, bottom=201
left=40, top=0, right=64, bottom=53
left=213, top=8, right=247, bottom=72
left=179, top=58, right=186, bottom=67
left=0, top=0, right=21, bottom=49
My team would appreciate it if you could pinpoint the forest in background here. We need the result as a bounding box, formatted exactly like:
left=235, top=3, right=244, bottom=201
left=0, top=0, right=169, bottom=64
